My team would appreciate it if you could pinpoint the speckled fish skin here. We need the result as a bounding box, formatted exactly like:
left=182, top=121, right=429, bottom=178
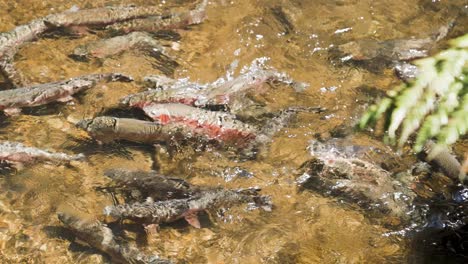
left=142, top=103, right=258, bottom=147
left=122, top=68, right=306, bottom=109
left=106, top=0, right=208, bottom=34
left=46, top=6, right=167, bottom=28
left=104, top=168, right=196, bottom=201
left=76, top=116, right=196, bottom=144
left=297, top=140, right=417, bottom=221
left=71, top=32, right=166, bottom=61
left=103, top=188, right=272, bottom=225
left=120, top=85, right=204, bottom=108
left=0, top=19, right=49, bottom=58
left=0, top=141, right=84, bottom=164
left=0, top=18, right=51, bottom=86
left=0, top=73, right=133, bottom=114
left=58, top=213, right=172, bottom=264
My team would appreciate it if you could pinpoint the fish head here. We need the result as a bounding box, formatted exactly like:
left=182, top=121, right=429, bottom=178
left=75, top=119, right=94, bottom=131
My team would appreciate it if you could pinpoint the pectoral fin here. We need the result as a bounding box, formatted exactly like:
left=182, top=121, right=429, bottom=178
left=184, top=212, right=201, bottom=228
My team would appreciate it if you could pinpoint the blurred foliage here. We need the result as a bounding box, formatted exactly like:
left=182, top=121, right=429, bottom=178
left=360, top=33, right=468, bottom=156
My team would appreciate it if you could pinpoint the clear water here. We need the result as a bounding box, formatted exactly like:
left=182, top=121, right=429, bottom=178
left=0, top=0, right=466, bottom=263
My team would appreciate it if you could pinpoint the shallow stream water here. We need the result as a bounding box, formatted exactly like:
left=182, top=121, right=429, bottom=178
left=0, top=0, right=467, bottom=263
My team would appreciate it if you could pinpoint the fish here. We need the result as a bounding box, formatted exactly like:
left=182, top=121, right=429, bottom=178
left=70, top=32, right=166, bottom=61
left=0, top=141, right=84, bottom=165
left=0, top=19, right=50, bottom=58
left=46, top=6, right=168, bottom=28
left=0, top=2, right=205, bottom=87
left=76, top=116, right=197, bottom=145
left=0, top=18, right=51, bottom=87
left=334, top=20, right=454, bottom=75
left=297, top=140, right=417, bottom=221
left=104, top=187, right=272, bottom=228
left=104, top=168, right=195, bottom=202
left=141, top=103, right=258, bottom=147
left=0, top=73, right=133, bottom=115
left=121, top=68, right=308, bottom=111
left=106, top=0, right=208, bottom=34
left=58, top=213, right=172, bottom=264
left=77, top=105, right=314, bottom=158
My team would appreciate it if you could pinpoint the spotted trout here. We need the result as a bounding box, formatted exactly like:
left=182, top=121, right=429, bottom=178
left=58, top=213, right=172, bottom=264
left=0, top=73, right=133, bottom=115
left=0, top=141, right=84, bottom=164
left=104, top=187, right=272, bottom=228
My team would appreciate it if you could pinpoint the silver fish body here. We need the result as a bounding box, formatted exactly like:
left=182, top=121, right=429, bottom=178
left=0, top=73, right=132, bottom=114
left=0, top=141, right=84, bottom=164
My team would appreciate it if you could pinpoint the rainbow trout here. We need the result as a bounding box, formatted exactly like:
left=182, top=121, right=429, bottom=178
left=70, top=32, right=166, bottom=61
left=58, top=213, right=172, bottom=264
left=0, top=141, right=84, bottom=164
left=104, top=187, right=272, bottom=228
left=0, top=73, right=133, bottom=115
left=104, top=168, right=195, bottom=201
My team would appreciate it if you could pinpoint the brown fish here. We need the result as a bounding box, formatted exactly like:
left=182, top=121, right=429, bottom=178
left=58, top=213, right=172, bottom=264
